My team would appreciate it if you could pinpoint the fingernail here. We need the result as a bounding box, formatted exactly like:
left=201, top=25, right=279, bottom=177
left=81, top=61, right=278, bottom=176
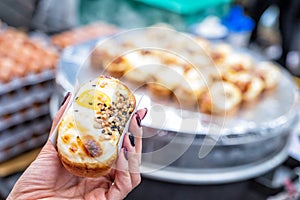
left=136, top=114, right=141, bottom=127
left=135, top=108, right=148, bottom=120
left=129, top=133, right=135, bottom=147
left=142, top=108, right=148, bottom=119
left=123, top=148, right=128, bottom=160
left=60, top=92, right=71, bottom=106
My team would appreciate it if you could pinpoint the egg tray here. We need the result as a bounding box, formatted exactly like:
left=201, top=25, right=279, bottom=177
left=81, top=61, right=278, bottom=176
left=0, top=23, right=58, bottom=85
left=0, top=69, right=55, bottom=96
left=51, top=22, right=119, bottom=49
left=0, top=102, right=50, bottom=132
left=0, top=115, right=51, bottom=163
left=0, top=80, right=54, bottom=116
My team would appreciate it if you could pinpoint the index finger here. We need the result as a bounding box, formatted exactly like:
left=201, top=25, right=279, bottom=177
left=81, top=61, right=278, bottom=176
left=128, top=108, right=147, bottom=154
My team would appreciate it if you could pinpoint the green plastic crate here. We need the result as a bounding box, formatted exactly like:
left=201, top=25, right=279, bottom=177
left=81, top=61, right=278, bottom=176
left=134, top=0, right=232, bottom=15
left=79, top=0, right=232, bottom=30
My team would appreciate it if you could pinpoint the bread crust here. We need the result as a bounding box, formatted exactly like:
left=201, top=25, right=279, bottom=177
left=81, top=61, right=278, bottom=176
left=58, top=148, right=117, bottom=177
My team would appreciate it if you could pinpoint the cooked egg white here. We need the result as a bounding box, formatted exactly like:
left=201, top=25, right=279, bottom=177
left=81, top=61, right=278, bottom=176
left=57, top=77, right=132, bottom=165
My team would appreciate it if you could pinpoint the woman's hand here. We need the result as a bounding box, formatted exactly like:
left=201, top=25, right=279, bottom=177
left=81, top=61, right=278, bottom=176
left=7, top=93, right=147, bottom=200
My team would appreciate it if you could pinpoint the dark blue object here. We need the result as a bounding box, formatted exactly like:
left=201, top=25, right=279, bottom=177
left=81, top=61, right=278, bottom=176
left=222, top=5, right=255, bottom=32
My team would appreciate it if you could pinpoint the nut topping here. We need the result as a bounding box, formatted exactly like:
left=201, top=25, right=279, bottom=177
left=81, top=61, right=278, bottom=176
left=93, top=91, right=135, bottom=137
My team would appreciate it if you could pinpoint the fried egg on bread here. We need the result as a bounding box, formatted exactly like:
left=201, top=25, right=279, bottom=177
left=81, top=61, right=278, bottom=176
left=57, top=76, right=136, bottom=177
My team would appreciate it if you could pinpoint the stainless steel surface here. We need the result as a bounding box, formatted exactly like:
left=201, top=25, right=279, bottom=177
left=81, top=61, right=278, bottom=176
left=141, top=143, right=290, bottom=184
left=53, top=37, right=299, bottom=184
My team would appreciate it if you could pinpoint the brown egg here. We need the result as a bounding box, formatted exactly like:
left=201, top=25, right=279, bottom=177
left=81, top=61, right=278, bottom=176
left=0, top=65, right=12, bottom=83
left=27, top=60, right=41, bottom=74
left=13, top=62, right=27, bottom=77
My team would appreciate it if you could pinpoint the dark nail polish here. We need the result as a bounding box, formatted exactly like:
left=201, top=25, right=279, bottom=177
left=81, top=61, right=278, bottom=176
left=123, top=148, right=128, bottom=160
left=136, top=114, right=141, bottom=127
left=129, top=133, right=135, bottom=147
left=141, top=108, right=148, bottom=120
left=60, top=92, right=70, bottom=106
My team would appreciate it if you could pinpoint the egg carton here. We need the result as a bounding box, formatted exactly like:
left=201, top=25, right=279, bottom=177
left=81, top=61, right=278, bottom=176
left=51, top=22, right=118, bottom=49
left=0, top=134, right=48, bottom=160
left=0, top=115, right=51, bottom=162
left=0, top=103, right=50, bottom=132
left=0, top=79, right=53, bottom=101
left=0, top=115, right=51, bottom=150
left=0, top=80, right=54, bottom=116
left=0, top=69, right=55, bottom=96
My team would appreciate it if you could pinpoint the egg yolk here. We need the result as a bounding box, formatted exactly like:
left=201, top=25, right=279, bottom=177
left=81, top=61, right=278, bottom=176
left=76, top=89, right=111, bottom=110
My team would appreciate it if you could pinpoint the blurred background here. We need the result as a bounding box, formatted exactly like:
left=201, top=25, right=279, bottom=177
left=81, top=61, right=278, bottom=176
left=0, top=0, right=299, bottom=199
